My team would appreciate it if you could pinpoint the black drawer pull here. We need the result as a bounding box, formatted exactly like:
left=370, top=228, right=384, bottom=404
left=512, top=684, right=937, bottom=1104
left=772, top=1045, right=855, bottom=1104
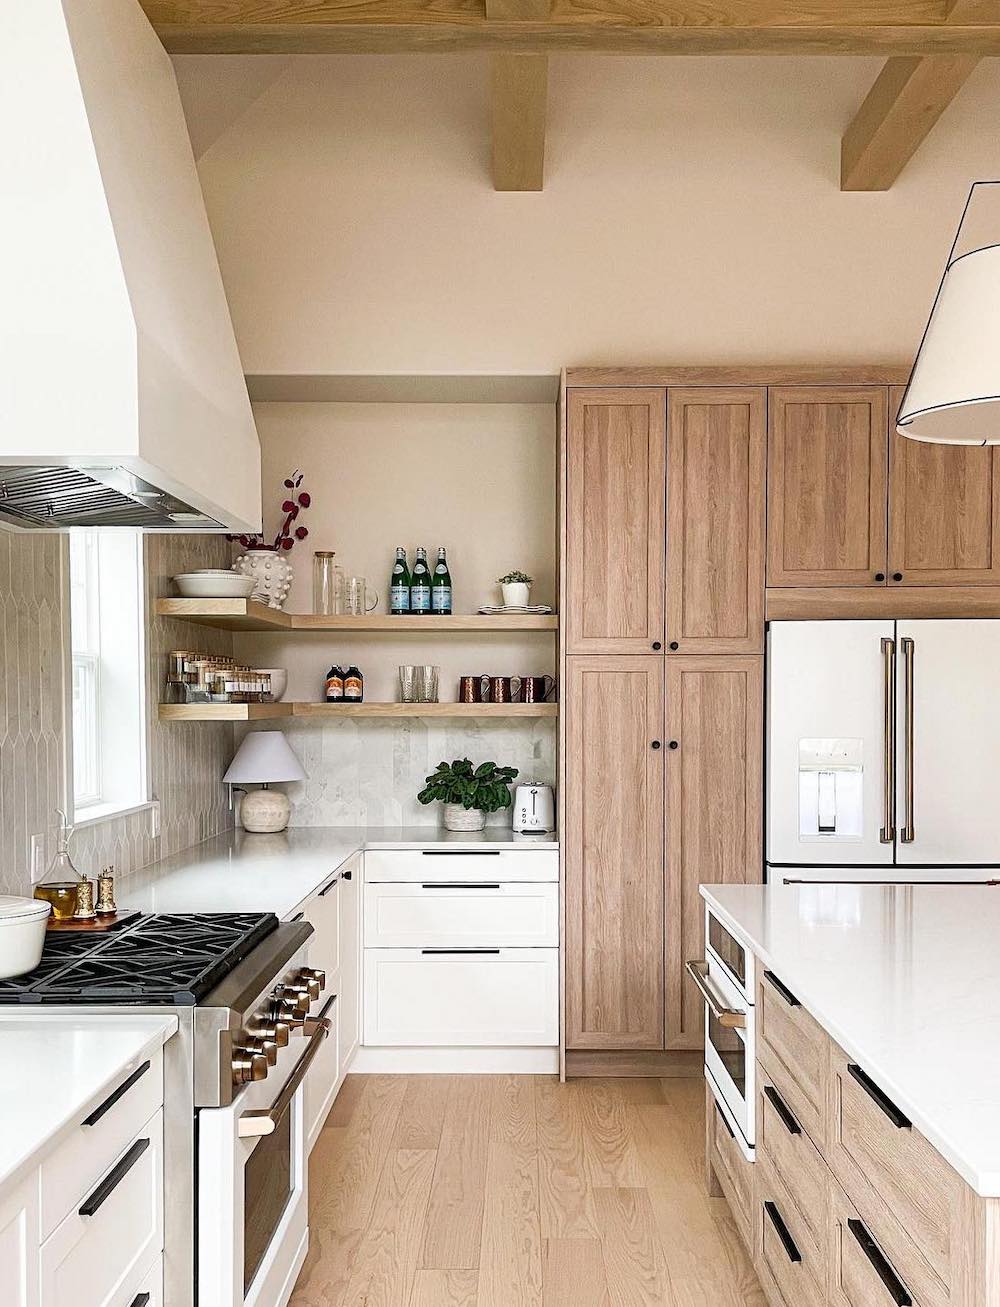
left=848, top=1218, right=912, bottom=1305
left=763, top=1201, right=801, bottom=1264
left=83, top=1061, right=150, bottom=1127
left=317, top=992, right=338, bottom=1020
left=342, top=869, right=353, bottom=880
left=79, top=1137, right=150, bottom=1217
left=763, top=971, right=801, bottom=1007
left=420, top=947, right=501, bottom=954
left=763, top=1084, right=801, bottom=1136
left=420, top=850, right=501, bottom=856
left=129, top=1296, right=151, bottom=1307
left=420, top=882, right=501, bottom=890
left=318, top=875, right=340, bottom=896
left=847, top=1064, right=911, bottom=1129
left=715, top=1104, right=735, bottom=1140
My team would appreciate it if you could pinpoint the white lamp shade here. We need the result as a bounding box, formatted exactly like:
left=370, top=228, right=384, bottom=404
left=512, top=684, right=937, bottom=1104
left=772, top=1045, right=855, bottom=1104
left=898, top=182, right=1000, bottom=446
left=223, top=731, right=306, bottom=785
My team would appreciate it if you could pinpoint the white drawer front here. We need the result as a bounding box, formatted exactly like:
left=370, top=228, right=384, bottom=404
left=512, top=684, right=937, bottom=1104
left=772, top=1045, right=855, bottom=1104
left=365, top=881, right=559, bottom=948
left=364, top=848, right=558, bottom=884
left=123, top=1256, right=162, bottom=1307
left=305, top=993, right=341, bottom=1151
left=40, top=1048, right=163, bottom=1240
left=363, top=948, right=558, bottom=1046
left=303, top=869, right=342, bottom=989
left=41, top=1108, right=163, bottom=1307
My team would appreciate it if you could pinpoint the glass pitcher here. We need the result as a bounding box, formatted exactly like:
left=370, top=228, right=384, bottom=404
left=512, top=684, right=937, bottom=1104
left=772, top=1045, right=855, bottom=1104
left=313, top=551, right=345, bottom=615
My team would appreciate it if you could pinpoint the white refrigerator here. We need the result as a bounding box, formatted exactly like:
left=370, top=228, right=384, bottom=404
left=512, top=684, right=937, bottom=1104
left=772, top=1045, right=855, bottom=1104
left=767, top=620, right=1000, bottom=883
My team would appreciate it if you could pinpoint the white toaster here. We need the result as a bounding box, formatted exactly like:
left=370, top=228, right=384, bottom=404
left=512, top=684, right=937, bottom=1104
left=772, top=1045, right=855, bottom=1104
left=512, top=782, right=555, bottom=834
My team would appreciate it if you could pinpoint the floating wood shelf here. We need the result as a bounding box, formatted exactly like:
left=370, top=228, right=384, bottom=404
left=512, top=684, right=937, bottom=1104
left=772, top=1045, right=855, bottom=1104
left=157, top=598, right=557, bottom=633
left=159, top=701, right=558, bottom=722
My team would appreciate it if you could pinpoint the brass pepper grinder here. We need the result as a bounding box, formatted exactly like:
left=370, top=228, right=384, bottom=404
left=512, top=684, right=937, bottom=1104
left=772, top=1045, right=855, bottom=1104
left=73, top=878, right=97, bottom=921
left=96, top=867, right=117, bottom=917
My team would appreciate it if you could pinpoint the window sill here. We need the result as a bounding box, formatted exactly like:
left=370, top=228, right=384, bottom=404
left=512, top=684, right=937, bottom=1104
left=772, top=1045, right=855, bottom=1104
left=72, top=799, right=158, bottom=832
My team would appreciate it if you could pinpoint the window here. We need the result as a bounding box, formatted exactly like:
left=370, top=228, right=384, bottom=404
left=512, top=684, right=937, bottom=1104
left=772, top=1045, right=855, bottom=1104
left=69, top=530, right=147, bottom=821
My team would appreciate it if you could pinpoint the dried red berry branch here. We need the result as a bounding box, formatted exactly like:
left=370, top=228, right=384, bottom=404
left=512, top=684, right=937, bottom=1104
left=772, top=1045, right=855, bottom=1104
left=227, top=469, right=311, bottom=552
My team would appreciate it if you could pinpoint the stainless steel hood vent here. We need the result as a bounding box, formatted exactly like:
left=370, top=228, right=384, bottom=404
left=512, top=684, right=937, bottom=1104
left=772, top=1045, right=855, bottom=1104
left=0, top=466, right=226, bottom=531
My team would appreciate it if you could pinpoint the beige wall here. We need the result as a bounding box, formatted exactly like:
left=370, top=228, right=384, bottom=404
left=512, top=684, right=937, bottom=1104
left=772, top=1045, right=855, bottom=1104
left=174, top=53, right=1000, bottom=376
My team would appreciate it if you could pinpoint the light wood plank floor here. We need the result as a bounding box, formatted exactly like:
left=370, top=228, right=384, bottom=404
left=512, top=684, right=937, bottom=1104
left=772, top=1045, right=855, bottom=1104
left=290, top=1074, right=766, bottom=1306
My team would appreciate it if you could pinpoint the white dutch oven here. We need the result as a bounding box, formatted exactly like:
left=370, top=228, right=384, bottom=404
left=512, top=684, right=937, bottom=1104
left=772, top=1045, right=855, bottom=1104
left=0, top=896, right=51, bottom=978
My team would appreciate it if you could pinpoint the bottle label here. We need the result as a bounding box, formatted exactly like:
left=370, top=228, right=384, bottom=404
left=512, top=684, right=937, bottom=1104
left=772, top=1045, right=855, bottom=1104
left=325, top=676, right=343, bottom=701
left=411, top=583, right=431, bottom=611
left=344, top=674, right=363, bottom=699
left=391, top=583, right=410, bottom=612
left=432, top=586, right=452, bottom=612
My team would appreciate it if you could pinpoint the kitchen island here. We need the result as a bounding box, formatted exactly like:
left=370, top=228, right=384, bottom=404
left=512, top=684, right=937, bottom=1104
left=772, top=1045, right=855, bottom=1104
left=700, top=881, right=1000, bottom=1307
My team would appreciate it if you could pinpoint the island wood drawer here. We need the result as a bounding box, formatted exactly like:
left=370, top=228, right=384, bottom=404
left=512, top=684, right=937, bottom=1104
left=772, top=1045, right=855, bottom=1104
left=364, top=880, right=559, bottom=948
left=754, top=1153, right=826, bottom=1307
left=757, top=969, right=828, bottom=1147
left=828, top=1044, right=960, bottom=1303
left=756, top=1061, right=827, bottom=1267
left=830, top=1172, right=936, bottom=1307
left=39, top=1048, right=163, bottom=1239
left=707, top=1087, right=752, bottom=1248
left=364, top=848, right=558, bottom=884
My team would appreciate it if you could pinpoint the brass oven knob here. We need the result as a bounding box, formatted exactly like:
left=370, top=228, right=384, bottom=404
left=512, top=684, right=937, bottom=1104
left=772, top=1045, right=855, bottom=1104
left=301, top=967, right=327, bottom=992
left=272, top=987, right=309, bottom=1016
left=232, top=1048, right=268, bottom=1084
left=254, top=1019, right=290, bottom=1049
left=244, top=1035, right=277, bottom=1066
left=294, top=977, right=321, bottom=1002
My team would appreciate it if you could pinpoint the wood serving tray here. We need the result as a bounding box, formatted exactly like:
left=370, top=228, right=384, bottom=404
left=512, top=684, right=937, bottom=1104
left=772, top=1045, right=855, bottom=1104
left=46, top=910, right=139, bottom=933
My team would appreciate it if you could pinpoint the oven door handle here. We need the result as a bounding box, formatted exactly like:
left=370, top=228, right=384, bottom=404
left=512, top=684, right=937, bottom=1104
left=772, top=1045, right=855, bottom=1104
left=237, top=1016, right=331, bottom=1138
left=685, top=960, right=747, bottom=1029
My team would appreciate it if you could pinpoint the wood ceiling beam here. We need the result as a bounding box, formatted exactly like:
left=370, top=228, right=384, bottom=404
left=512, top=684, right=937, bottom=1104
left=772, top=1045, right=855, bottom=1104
left=487, top=0, right=548, bottom=191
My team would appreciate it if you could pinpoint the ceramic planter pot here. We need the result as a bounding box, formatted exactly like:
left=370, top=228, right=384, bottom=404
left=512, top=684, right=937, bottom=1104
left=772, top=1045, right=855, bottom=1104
left=501, top=581, right=530, bottom=607
left=234, top=549, right=293, bottom=609
left=443, top=803, right=487, bottom=832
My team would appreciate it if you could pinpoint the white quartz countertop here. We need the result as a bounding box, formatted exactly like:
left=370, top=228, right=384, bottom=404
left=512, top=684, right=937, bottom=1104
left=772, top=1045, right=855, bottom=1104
left=702, top=881, right=1000, bottom=1197
left=0, top=1015, right=176, bottom=1194
left=121, top=825, right=558, bottom=918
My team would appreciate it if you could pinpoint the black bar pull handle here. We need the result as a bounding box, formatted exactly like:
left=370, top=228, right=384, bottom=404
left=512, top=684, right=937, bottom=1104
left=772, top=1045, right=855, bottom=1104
left=715, top=1104, right=735, bottom=1140
left=763, top=1202, right=801, bottom=1264
left=318, top=874, right=340, bottom=896
left=317, top=992, right=338, bottom=1020
left=129, top=1295, right=151, bottom=1307
left=847, top=1064, right=912, bottom=1129
left=420, top=882, right=501, bottom=890
left=763, top=970, right=801, bottom=1007
left=79, top=1137, right=150, bottom=1217
left=82, top=1061, right=150, bottom=1128
left=420, top=850, right=501, bottom=856
left=763, top=1084, right=802, bottom=1136
left=420, top=947, right=501, bottom=955
left=848, top=1219, right=912, bottom=1305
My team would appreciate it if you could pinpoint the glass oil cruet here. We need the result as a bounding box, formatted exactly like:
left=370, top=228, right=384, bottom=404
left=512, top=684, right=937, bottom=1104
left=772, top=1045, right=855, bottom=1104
left=34, top=809, right=85, bottom=920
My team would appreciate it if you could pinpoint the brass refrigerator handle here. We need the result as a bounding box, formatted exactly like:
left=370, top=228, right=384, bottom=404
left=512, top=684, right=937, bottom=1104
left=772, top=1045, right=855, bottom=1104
left=237, top=1016, right=331, bottom=1138
left=684, top=961, right=747, bottom=1029
left=901, top=637, right=915, bottom=843
left=880, top=637, right=896, bottom=844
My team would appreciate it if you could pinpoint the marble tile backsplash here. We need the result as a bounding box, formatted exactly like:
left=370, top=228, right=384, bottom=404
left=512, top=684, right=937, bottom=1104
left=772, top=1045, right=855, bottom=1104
left=239, top=716, right=557, bottom=828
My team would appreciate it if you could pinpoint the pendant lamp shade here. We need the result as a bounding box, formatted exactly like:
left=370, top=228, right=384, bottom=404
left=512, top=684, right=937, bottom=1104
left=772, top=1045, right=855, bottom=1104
left=223, top=730, right=306, bottom=785
left=898, top=182, right=1000, bottom=446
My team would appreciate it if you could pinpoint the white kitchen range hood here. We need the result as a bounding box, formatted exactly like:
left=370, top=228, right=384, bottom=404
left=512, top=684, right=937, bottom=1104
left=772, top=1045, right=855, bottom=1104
left=0, top=0, right=262, bottom=532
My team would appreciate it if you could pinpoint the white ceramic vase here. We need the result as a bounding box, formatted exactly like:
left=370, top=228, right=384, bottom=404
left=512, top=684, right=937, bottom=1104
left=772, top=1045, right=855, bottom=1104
left=443, top=803, right=486, bottom=832
left=239, top=787, right=291, bottom=833
left=501, top=581, right=530, bottom=608
left=234, top=549, right=293, bottom=609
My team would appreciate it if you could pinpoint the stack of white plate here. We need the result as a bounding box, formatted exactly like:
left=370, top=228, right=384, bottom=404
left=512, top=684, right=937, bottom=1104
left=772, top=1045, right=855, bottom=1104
left=173, top=569, right=255, bottom=599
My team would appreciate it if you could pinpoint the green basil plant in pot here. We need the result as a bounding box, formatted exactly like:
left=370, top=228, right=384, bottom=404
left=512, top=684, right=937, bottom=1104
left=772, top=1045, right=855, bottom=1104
left=417, top=758, right=519, bottom=832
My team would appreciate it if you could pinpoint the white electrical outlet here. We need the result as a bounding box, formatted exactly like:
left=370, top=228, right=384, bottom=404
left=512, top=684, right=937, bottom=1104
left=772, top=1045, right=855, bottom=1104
left=29, top=833, right=46, bottom=884
left=149, top=800, right=161, bottom=839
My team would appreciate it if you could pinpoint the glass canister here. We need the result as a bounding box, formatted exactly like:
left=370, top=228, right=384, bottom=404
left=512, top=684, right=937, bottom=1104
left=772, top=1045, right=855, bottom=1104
left=313, top=551, right=344, bottom=615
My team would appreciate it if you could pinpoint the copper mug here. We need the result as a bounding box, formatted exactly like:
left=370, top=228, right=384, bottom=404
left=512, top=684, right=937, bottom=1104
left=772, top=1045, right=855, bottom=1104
left=488, top=675, right=517, bottom=704
left=459, top=675, right=488, bottom=703
left=519, top=674, right=556, bottom=703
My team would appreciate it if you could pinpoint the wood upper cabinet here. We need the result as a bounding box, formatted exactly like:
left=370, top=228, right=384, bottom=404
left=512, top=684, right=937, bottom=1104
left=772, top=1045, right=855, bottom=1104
left=565, top=389, right=666, bottom=654
left=666, top=388, right=765, bottom=653
left=767, top=387, right=888, bottom=587
left=565, top=656, right=664, bottom=1050
left=888, top=387, right=1000, bottom=586
left=664, top=656, right=763, bottom=1051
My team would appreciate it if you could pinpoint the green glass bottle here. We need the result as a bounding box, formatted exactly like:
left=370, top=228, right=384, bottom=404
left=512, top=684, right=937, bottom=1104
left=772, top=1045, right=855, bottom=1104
left=432, top=546, right=452, bottom=615
left=410, top=547, right=432, bottom=615
left=390, top=547, right=411, bottom=614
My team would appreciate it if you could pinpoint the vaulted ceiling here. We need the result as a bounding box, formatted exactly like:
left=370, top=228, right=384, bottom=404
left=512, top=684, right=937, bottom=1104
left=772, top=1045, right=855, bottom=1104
left=142, top=2, right=1000, bottom=191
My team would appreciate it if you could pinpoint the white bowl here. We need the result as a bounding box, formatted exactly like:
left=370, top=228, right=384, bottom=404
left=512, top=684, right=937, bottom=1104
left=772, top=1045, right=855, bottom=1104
left=257, top=668, right=288, bottom=702
left=0, top=896, right=50, bottom=978
left=174, top=573, right=256, bottom=599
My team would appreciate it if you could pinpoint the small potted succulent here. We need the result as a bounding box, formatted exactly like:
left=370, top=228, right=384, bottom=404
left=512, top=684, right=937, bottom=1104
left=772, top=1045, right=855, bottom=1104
left=417, top=758, right=519, bottom=832
left=497, top=569, right=533, bottom=608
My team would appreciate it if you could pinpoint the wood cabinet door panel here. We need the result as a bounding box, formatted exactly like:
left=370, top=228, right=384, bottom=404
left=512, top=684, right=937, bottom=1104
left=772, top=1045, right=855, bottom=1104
left=767, top=387, right=888, bottom=587
left=565, top=389, right=666, bottom=653
left=664, top=655, right=763, bottom=1051
left=565, top=655, right=664, bottom=1049
left=889, top=386, right=1000, bottom=585
left=666, top=388, right=765, bottom=653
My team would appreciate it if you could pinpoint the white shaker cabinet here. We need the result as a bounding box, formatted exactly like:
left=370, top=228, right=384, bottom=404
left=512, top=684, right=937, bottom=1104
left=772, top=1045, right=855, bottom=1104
left=0, top=1176, right=40, bottom=1307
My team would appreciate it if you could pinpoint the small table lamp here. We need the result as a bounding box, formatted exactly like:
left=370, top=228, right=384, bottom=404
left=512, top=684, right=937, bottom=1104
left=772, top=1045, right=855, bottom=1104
left=223, top=730, right=306, bottom=833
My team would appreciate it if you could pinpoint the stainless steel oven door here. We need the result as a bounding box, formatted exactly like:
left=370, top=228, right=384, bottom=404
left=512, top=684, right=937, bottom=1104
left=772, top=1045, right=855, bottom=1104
left=198, top=1018, right=330, bottom=1307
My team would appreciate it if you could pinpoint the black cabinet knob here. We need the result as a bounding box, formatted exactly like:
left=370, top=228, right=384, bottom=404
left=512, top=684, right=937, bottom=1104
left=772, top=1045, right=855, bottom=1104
left=668, top=740, right=679, bottom=750
left=652, top=641, right=662, bottom=651
left=892, top=572, right=903, bottom=582
left=874, top=572, right=885, bottom=582
left=651, top=740, right=662, bottom=750
left=668, top=641, right=679, bottom=651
